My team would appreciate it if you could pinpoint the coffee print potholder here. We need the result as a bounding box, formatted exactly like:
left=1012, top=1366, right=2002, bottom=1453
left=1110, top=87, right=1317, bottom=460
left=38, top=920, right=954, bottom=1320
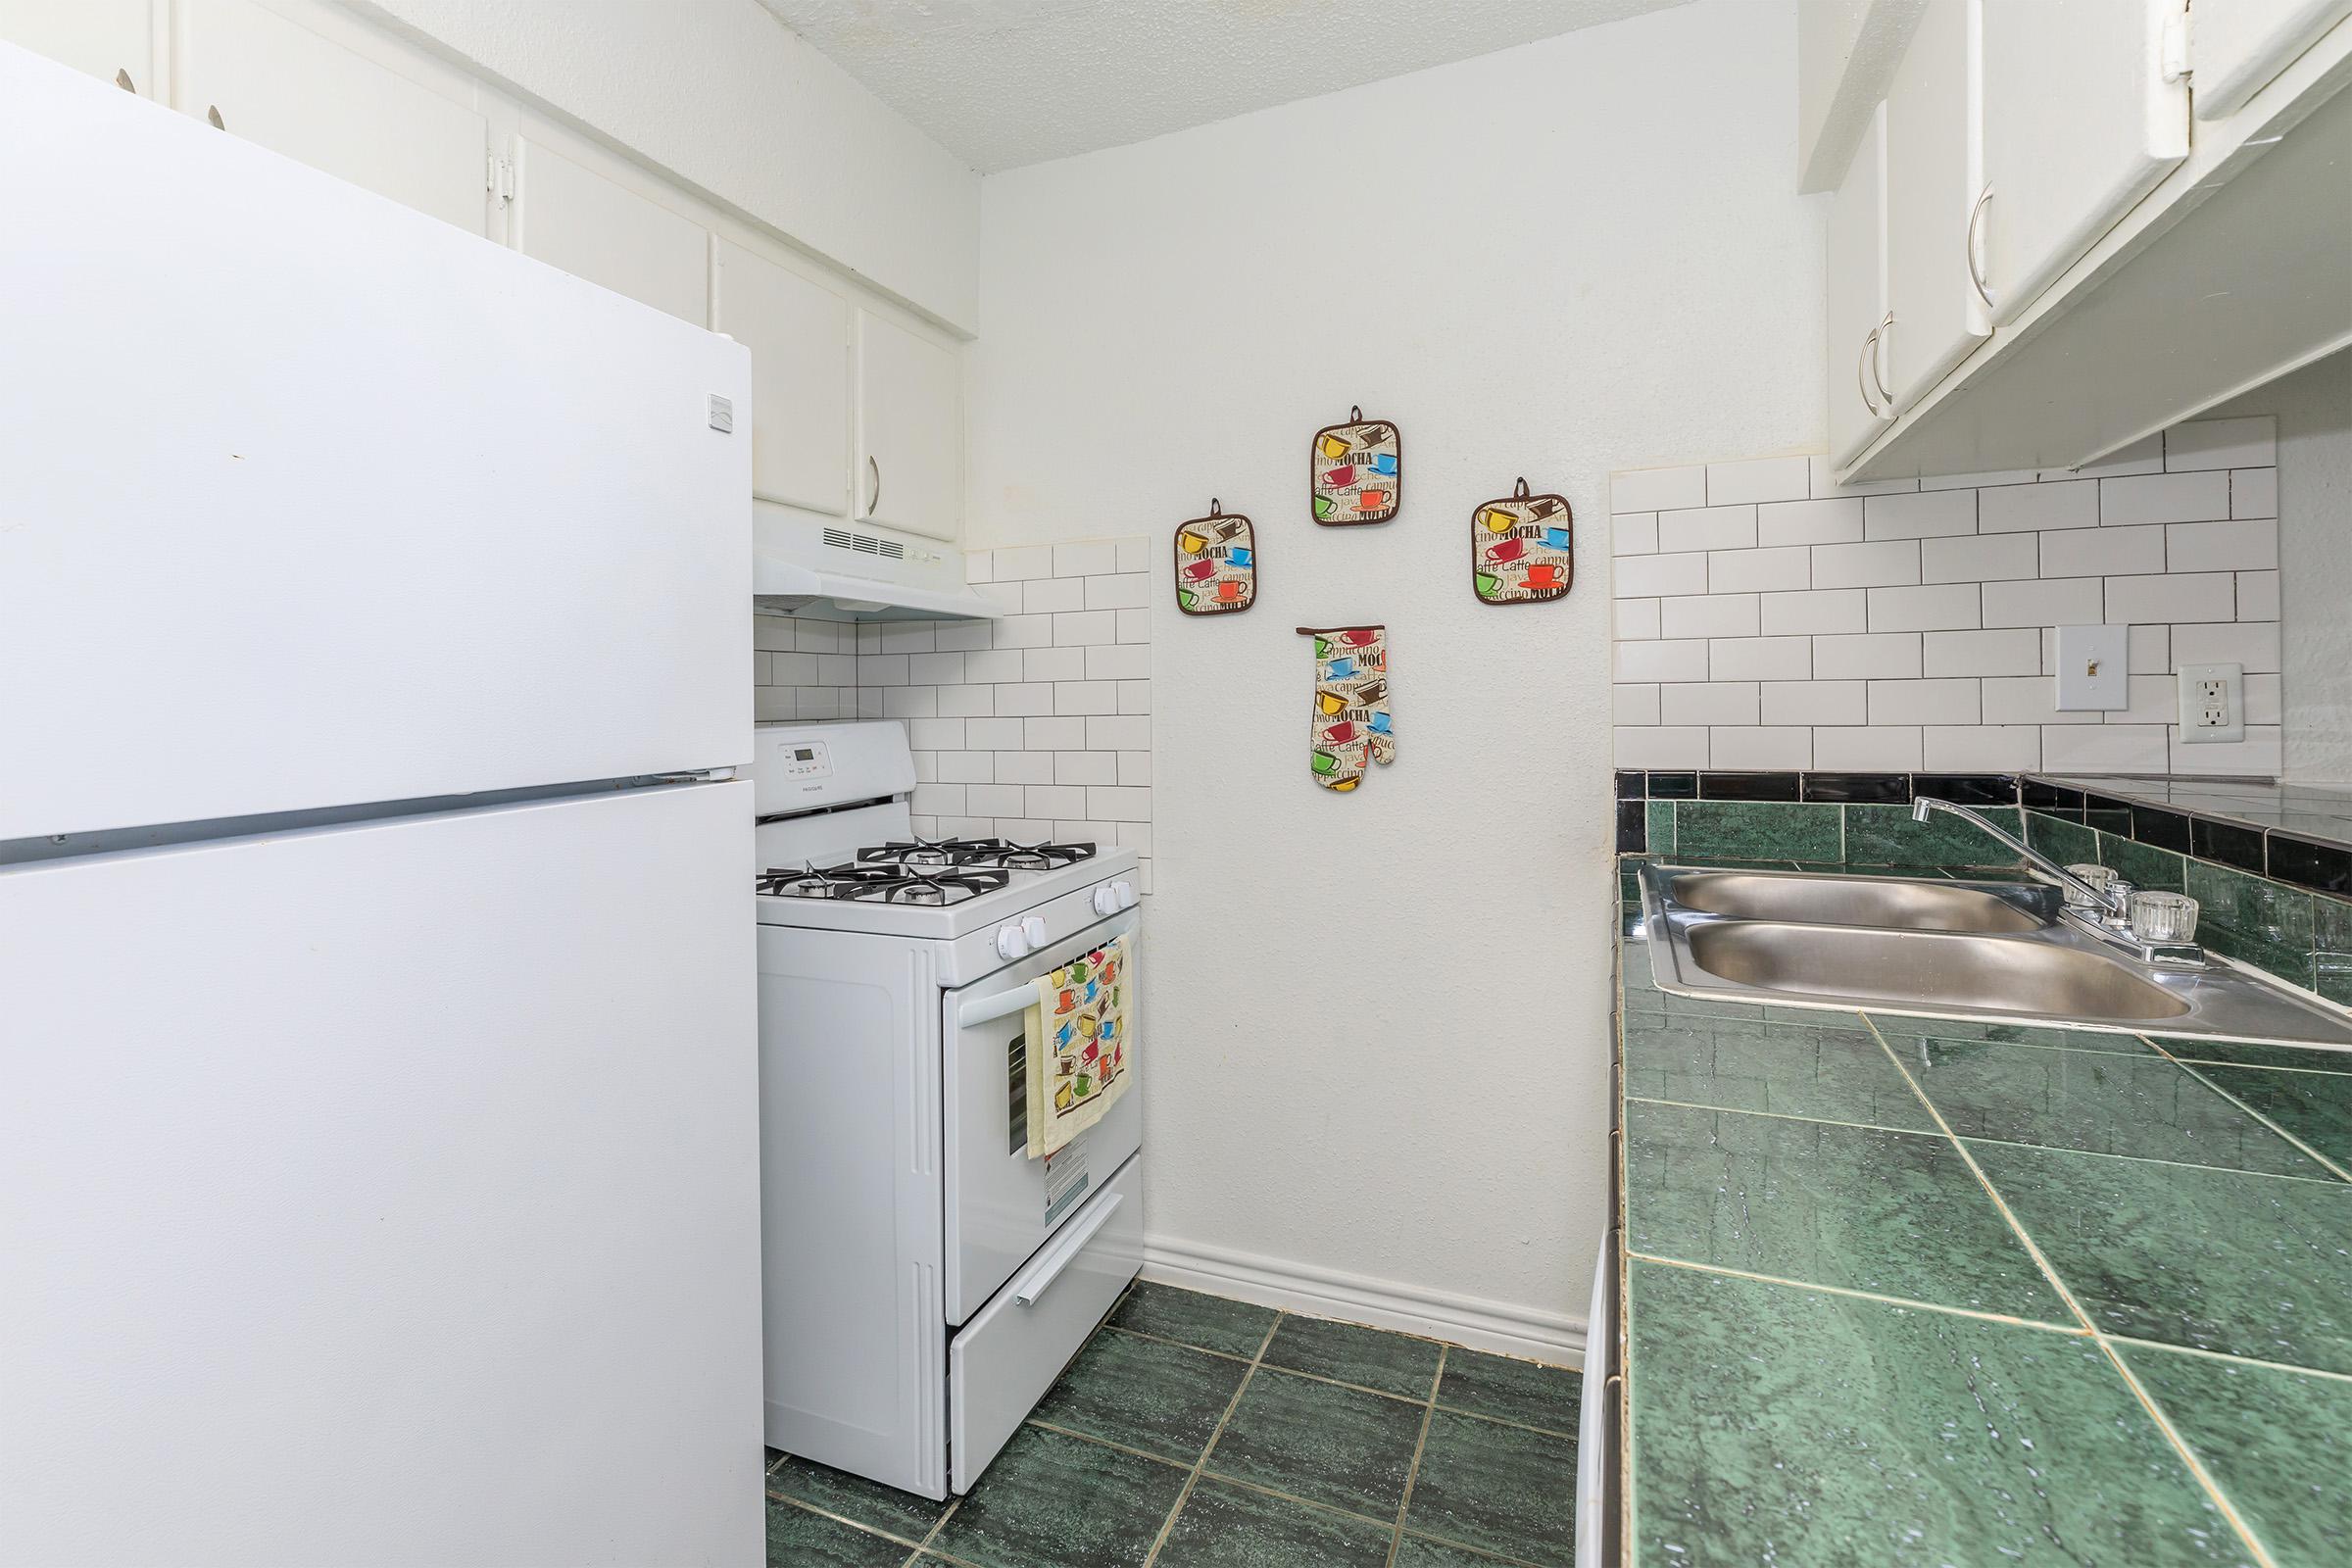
left=1311, top=407, right=1400, bottom=525
left=1296, top=625, right=1395, bottom=791
left=1472, top=479, right=1573, bottom=605
left=1173, top=501, right=1255, bottom=615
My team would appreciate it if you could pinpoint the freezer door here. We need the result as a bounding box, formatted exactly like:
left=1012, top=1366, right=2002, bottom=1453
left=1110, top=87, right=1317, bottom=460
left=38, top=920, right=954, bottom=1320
left=0, top=49, right=750, bottom=841
left=0, top=782, right=760, bottom=1567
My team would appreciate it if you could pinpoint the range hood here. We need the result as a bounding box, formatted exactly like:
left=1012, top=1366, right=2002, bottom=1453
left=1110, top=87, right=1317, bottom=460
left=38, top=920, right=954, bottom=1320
left=753, top=506, right=999, bottom=621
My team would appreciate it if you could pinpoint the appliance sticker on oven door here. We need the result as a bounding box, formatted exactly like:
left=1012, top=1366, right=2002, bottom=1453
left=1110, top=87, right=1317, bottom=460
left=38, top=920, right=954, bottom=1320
left=1044, top=1130, right=1091, bottom=1226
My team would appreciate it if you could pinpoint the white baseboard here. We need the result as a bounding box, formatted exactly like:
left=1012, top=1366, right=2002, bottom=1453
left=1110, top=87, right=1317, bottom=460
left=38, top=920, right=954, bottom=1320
left=1141, top=1231, right=1586, bottom=1370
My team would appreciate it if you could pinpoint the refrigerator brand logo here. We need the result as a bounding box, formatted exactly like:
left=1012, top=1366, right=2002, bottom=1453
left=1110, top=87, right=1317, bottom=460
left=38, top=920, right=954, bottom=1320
left=707, top=395, right=734, bottom=433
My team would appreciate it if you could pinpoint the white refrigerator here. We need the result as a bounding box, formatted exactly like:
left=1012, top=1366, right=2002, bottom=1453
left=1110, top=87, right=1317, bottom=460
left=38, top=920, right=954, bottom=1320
left=0, top=45, right=762, bottom=1568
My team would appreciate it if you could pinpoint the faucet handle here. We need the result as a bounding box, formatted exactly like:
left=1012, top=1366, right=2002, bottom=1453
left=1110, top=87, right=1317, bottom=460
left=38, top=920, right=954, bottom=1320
left=2063, top=863, right=2117, bottom=908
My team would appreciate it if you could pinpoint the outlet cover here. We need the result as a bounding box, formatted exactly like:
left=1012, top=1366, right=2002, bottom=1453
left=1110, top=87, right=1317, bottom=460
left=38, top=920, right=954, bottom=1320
left=2179, top=662, right=2245, bottom=743
left=2055, top=625, right=2129, bottom=710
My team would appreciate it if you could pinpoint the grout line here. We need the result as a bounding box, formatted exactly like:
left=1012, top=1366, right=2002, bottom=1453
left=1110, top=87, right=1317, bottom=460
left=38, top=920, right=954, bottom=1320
left=2146, top=1051, right=2352, bottom=1078
left=1100, top=1323, right=1473, bottom=1410
left=1625, top=1094, right=1948, bottom=1141
left=1857, top=1014, right=2281, bottom=1568
left=1429, top=1401, right=1579, bottom=1441
left=1382, top=1344, right=1446, bottom=1568
left=1100, top=1322, right=1256, bottom=1365
left=2138, top=1038, right=2352, bottom=1183
left=1948, top=1129, right=2349, bottom=1186
left=1021, top=1418, right=1194, bottom=1472
left=1623, top=1250, right=2087, bottom=1334
left=765, top=1495, right=937, bottom=1558
left=2104, top=1333, right=2352, bottom=1386
left=1137, top=1309, right=1283, bottom=1567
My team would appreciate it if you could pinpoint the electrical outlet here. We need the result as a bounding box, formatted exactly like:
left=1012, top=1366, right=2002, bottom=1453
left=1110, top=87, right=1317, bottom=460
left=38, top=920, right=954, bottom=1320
left=2178, top=662, right=2244, bottom=744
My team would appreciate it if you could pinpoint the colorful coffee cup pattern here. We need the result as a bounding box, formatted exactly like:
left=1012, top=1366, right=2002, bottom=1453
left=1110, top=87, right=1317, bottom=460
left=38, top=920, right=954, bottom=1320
left=1173, top=504, right=1256, bottom=615
left=1311, top=409, right=1400, bottom=525
left=1297, top=624, right=1396, bottom=791
left=1471, top=480, right=1573, bottom=604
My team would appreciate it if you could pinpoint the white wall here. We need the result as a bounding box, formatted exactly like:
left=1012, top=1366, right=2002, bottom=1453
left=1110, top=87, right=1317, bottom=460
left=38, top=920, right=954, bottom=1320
left=2211, top=351, right=2352, bottom=781
left=349, top=0, right=982, bottom=331
left=966, top=0, right=1820, bottom=1354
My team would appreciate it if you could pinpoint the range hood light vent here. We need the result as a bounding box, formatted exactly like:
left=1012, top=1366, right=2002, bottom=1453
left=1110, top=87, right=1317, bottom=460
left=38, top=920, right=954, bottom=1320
left=821, top=526, right=905, bottom=561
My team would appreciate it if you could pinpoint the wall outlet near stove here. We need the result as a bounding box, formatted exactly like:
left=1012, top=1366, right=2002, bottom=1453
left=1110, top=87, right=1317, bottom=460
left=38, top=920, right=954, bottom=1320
left=2178, top=662, right=2244, bottom=744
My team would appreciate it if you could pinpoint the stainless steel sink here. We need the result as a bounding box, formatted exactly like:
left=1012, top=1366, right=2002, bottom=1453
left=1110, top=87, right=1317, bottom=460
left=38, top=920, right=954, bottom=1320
left=1667, top=869, right=2056, bottom=933
left=1687, top=922, right=2190, bottom=1020
left=1637, top=862, right=2352, bottom=1049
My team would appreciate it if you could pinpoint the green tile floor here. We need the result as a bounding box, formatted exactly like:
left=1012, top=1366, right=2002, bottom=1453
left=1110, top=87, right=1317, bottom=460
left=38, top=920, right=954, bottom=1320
left=764, top=1282, right=1581, bottom=1567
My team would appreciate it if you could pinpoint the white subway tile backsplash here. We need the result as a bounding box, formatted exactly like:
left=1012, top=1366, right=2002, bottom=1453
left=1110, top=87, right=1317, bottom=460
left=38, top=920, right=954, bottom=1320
left=1615, top=598, right=1662, bottom=640
left=1659, top=682, right=1761, bottom=726
left=994, top=613, right=1054, bottom=649
left=1814, top=726, right=1923, bottom=771
left=1024, top=646, right=1086, bottom=682
left=1025, top=716, right=1087, bottom=750
left=993, top=545, right=1054, bottom=581
left=1757, top=497, right=1865, bottom=547
left=1760, top=589, right=1869, bottom=636
left=2245, top=674, right=2283, bottom=724
left=964, top=648, right=1022, bottom=683
left=1053, top=610, right=1119, bottom=645
left=1981, top=577, right=2099, bottom=629
left=1115, top=610, right=1152, bottom=644
left=965, top=717, right=1025, bottom=749
left=2104, top=572, right=2235, bottom=625
left=2238, top=571, right=2281, bottom=622
left=1812, top=632, right=1922, bottom=680
left=2231, top=467, right=2278, bottom=519
left=995, top=682, right=1053, bottom=716
left=1978, top=478, right=2099, bottom=534
left=1611, top=465, right=1707, bottom=514
left=1924, top=629, right=2042, bottom=679
left=1087, top=715, right=1151, bottom=751
left=1614, top=684, right=1662, bottom=725
left=1023, top=576, right=1085, bottom=613
left=1615, top=726, right=1709, bottom=768
left=1085, top=573, right=1152, bottom=611
left=879, top=623, right=936, bottom=655
left=1615, top=551, right=1711, bottom=601
left=1924, top=726, right=2041, bottom=771
left=1761, top=680, right=1866, bottom=725
left=1615, top=513, right=1659, bottom=555
left=881, top=686, right=938, bottom=718
left=1053, top=681, right=1119, bottom=716
left=2130, top=624, right=2171, bottom=674
left=937, top=751, right=993, bottom=784
left=2165, top=517, right=2278, bottom=573
left=1812, top=539, right=1921, bottom=589
left=1085, top=643, right=1151, bottom=681
left=1864, top=488, right=1976, bottom=540
left=1922, top=532, right=2039, bottom=584
left=2165, top=416, right=2275, bottom=472
left=1709, top=726, right=1812, bottom=769
left=1981, top=675, right=2099, bottom=726
left=1921, top=468, right=2037, bottom=492
left=2100, top=469, right=2230, bottom=526
left=1867, top=584, right=1980, bottom=632
left=1054, top=751, right=1117, bottom=787
left=1706, top=546, right=1813, bottom=594
left=2041, top=724, right=2169, bottom=772
left=858, top=654, right=909, bottom=686
left=1659, top=593, right=1760, bottom=639
left=1615, top=639, right=1711, bottom=683
left=1657, top=505, right=1758, bottom=554
left=1868, top=678, right=1979, bottom=726
left=1116, top=680, right=1151, bottom=714
left=1709, top=636, right=1812, bottom=682
left=1117, top=751, right=1152, bottom=786
left=994, top=751, right=1054, bottom=785
left=934, top=621, right=993, bottom=652
left=2169, top=728, right=2284, bottom=777
left=1706, top=456, right=1811, bottom=505
left=2037, top=523, right=2165, bottom=579
left=1054, top=541, right=1119, bottom=578
left=2172, top=620, right=2280, bottom=673
left=908, top=653, right=965, bottom=684
left=1115, top=537, right=1152, bottom=573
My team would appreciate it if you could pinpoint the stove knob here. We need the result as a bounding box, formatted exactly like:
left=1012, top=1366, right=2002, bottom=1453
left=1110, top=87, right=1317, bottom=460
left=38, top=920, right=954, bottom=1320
left=1092, top=884, right=1121, bottom=916
left=1113, top=880, right=1138, bottom=909
left=996, top=924, right=1032, bottom=960
left=1022, top=914, right=1050, bottom=949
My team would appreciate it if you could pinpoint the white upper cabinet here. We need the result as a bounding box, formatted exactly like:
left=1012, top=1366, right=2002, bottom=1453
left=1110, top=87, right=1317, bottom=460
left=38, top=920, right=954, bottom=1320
left=1882, top=0, right=1991, bottom=414
left=713, top=238, right=852, bottom=515
left=855, top=312, right=960, bottom=543
left=1827, top=103, right=1892, bottom=468
left=2193, top=0, right=2352, bottom=119
left=0, top=0, right=152, bottom=93
left=176, top=0, right=489, bottom=235
left=1980, top=0, right=2187, bottom=327
left=513, top=135, right=710, bottom=325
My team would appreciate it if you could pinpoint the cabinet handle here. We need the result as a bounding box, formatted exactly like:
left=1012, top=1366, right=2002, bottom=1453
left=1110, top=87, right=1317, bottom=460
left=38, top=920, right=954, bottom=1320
left=1965, top=183, right=1995, bottom=310
left=115, top=68, right=135, bottom=93
left=866, top=454, right=882, bottom=515
left=206, top=105, right=225, bottom=129
left=1856, top=328, right=1883, bottom=417
left=1869, top=313, right=1895, bottom=411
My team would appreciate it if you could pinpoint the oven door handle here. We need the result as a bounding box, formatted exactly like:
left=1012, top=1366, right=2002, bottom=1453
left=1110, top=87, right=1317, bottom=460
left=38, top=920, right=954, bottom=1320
left=956, top=912, right=1138, bottom=1027
left=1011, top=1192, right=1125, bottom=1307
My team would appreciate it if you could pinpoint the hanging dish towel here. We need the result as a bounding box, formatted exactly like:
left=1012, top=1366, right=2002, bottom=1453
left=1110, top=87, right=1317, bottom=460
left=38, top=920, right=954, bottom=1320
left=1024, top=933, right=1134, bottom=1158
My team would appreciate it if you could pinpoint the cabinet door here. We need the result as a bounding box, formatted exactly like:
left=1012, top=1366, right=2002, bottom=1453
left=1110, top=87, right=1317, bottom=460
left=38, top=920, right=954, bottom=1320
left=2193, top=0, right=2352, bottom=120
left=713, top=238, right=851, bottom=514
left=0, top=0, right=152, bottom=93
left=855, top=312, right=960, bottom=542
left=176, top=0, right=488, bottom=234
left=1883, top=0, right=1991, bottom=413
left=513, top=134, right=709, bottom=324
left=1828, top=102, right=1892, bottom=469
left=1981, top=0, right=2186, bottom=327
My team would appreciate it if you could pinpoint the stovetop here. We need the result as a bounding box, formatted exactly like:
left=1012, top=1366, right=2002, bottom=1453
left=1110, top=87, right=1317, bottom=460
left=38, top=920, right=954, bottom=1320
left=757, top=837, right=1099, bottom=906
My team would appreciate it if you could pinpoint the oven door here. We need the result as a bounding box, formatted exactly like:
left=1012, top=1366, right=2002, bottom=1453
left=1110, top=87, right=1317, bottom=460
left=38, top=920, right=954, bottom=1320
left=941, top=915, right=1143, bottom=1325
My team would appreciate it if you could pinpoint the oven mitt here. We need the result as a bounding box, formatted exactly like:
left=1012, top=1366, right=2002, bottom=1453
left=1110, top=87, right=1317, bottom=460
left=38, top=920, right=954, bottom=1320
left=1311, top=407, right=1400, bottom=525
left=1472, top=479, right=1573, bottom=604
left=1298, top=625, right=1395, bottom=792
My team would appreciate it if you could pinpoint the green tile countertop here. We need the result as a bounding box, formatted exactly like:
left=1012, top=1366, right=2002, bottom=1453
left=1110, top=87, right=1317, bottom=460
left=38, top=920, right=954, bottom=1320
left=1613, top=858, right=2352, bottom=1568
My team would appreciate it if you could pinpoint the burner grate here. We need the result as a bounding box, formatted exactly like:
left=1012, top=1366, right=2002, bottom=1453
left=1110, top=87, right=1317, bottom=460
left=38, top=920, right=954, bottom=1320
left=757, top=861, right=1011, bottom=906
left=856, top=836, right=1098, bottom=872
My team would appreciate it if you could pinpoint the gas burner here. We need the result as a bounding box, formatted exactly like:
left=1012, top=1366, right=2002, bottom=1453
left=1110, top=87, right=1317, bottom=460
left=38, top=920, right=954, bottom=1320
left=857, top=837, right=1099, bottom=873
left=757, top=862, right=1010, bottom=906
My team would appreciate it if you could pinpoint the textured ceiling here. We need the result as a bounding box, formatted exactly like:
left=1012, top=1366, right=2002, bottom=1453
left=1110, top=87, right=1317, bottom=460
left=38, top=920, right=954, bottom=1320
left=758, top=0, right=1694, bottom=172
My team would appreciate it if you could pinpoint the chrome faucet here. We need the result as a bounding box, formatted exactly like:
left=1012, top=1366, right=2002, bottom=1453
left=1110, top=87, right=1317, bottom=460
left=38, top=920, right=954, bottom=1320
left=1911, top=797, right=2126, bottom=914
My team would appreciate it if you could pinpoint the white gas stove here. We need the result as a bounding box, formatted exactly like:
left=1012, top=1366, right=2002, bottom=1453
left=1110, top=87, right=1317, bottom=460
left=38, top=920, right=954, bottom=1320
left=751, top=722, right=1144, bottom=1499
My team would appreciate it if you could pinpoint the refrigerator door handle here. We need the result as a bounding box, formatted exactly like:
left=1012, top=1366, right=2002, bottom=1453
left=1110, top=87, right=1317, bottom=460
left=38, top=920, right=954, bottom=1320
left=1010, top=1192, right=1125, bottom=1307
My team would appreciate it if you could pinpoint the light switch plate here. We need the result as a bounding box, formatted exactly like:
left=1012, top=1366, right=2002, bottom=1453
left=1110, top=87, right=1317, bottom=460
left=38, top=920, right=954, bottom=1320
left=2179, top=662, right=2245, bottom=743
left=2054, top=624, right=2129, bottom=710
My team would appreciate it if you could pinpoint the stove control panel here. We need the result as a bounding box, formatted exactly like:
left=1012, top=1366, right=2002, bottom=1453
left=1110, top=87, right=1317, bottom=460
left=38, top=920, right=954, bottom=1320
left=772, top=741, right=833, bottom=781
left=1090, top=880, right=1138, bottom=916
left=995, top=923, right=1032, bottom=961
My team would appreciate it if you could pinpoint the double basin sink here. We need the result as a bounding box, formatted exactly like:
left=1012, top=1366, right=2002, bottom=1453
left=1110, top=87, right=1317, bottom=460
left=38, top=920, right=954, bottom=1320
left=1638, top=864, right=2352, bottom=1049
